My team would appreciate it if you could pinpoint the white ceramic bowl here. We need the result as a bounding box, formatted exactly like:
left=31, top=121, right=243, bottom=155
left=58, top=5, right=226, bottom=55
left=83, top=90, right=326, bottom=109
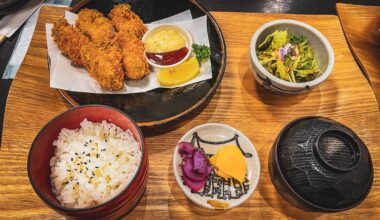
left=250, top=19, right=334, bottom=94
left=142, top=24, right=193, bottom=69
left=173, top=123, right=261, bottom=210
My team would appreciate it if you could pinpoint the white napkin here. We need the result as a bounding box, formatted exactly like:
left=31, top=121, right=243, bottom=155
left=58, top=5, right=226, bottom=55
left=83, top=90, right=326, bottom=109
left=2, top=0, right=72, bottom=79
left=46, top=10, right=212, bottom=94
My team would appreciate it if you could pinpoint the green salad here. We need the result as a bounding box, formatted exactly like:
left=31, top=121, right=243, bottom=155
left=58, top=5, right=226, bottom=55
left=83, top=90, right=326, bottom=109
left=256, top=30, right=320, bottom=83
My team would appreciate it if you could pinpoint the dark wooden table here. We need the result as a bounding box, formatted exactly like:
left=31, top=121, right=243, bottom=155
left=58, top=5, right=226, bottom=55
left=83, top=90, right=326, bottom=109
left=1, top=0, right=380, bottom=145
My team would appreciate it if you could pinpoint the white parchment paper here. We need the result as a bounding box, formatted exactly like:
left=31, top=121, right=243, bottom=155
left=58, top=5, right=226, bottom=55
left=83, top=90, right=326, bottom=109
left=45, top=10, right=212, bottom=94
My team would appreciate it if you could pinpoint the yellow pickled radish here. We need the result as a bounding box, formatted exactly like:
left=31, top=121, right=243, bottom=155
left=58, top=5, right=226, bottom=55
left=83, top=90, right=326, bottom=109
left=209, top=154, right=232, bottom=179
left=215, top=169, right=233, bottom=179
left=157, top=57, right=200, bottom=86
left=210, top=145, right=247, bottom=183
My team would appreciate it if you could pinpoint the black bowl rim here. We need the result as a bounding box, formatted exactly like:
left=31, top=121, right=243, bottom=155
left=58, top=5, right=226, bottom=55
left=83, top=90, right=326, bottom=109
left=272, top=116, right=373, bottom=212
left=27, top=104, right=147, bottom=213
left=56, top=0, right=227, bottom=128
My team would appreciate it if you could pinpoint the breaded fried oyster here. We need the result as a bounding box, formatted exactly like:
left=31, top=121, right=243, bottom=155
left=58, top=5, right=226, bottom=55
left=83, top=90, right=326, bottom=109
left=76, top=9, right=114, bottom=44
left=80, top=43, right=125, bottom=90
left=109, top=4, right=147, bottom=39
left=113, top=33, right=149, bottom=80
left=52, top=18, right=90, bottom=66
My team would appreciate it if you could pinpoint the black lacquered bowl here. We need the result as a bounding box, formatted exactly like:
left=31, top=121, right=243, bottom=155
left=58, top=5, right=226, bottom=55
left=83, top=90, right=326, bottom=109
left=269, top=116, right=373, bottom=212
left=55, top=0, right=226, bottom=128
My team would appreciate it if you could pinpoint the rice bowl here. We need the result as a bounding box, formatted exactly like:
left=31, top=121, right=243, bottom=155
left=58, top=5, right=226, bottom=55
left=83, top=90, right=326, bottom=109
left=50, top=119, right=141, bottom=208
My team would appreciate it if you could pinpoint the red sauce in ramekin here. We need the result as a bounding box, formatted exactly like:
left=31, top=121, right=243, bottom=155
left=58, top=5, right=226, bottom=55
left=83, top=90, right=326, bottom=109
left=146, top=47, right=189, bottom=66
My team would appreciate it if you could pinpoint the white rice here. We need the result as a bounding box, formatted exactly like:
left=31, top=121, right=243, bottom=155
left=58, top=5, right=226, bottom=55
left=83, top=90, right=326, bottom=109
left=49, top=119, right=141, bottom=208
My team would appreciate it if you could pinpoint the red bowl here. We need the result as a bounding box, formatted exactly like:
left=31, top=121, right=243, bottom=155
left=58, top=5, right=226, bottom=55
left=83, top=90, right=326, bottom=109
left=27, top=105, right=148, bottom=219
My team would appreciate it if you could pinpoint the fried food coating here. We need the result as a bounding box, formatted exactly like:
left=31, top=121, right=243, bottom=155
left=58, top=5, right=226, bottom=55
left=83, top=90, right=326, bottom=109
left=113, top=33, right=149, bottom=80
left=76, top=9, right=114, bottom=44
left=80, top=43, right=125, bottom=90
left=109, top=4, right=147, bottom=39
left=52, top=18, right=90, bottom=66
left=52, top=5, right=151, bottom=90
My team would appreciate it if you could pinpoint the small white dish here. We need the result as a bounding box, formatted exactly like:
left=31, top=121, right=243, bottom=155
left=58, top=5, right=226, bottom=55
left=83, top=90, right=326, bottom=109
left=142, top=24, right=193, bottom=69
left=173, top=123, right=261, bottom=210
left=250, top=19, right=334, bottom=94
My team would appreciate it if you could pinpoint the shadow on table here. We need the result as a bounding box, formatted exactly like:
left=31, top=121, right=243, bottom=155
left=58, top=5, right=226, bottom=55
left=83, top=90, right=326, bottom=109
left=241, top=68, right=316, bottom=106
left=142, top=82, right=222, bottom=139
left=121, top=189, right=148, bottom=219
left=258, top=179, right=322, bottom=219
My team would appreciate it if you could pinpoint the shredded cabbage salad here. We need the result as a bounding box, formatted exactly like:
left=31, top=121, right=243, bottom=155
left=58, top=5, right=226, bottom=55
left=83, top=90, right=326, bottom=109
left=256, top=30, right=320, bottom=83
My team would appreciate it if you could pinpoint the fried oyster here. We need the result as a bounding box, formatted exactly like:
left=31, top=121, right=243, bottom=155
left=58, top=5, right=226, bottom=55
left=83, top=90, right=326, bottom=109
left=113, top=33, right=149, bottom=80
left=52, top=18, right=90, bottom=66
left=108, top=4, right=147, bottom=39
left=76, top=9, right=114, bottom=44
left=52, top=3, right=153, bottom=90
left=80, top=43, right=124, bottom=91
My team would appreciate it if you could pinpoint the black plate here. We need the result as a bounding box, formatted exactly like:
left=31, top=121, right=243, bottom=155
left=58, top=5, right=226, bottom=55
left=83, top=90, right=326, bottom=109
left=56, top=0, right=226, bottom=128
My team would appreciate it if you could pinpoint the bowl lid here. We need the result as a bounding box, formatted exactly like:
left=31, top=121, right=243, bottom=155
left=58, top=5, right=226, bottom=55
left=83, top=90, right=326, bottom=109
left=276, top=116, right=373, bottom=211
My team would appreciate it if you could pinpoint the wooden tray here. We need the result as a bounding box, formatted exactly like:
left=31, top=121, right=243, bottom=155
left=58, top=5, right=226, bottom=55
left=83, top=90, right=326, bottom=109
left=337, top=3, right=380, bottom=107
left=1, top=6, right=380, bottom=219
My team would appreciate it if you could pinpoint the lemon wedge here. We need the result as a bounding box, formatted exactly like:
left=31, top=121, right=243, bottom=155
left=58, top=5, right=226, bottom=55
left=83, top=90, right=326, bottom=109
left=157, top=57, right=200, bottom=86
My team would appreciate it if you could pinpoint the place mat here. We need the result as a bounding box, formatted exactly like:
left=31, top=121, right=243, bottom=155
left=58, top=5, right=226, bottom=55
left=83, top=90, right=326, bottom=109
left=336, top=3, right=380, bottom=107
left=1, top=7, right=380, bottom=219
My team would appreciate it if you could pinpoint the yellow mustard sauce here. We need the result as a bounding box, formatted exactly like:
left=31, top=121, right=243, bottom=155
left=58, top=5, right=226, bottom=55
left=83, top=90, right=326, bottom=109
left=146, top=28, right=186, bottom=53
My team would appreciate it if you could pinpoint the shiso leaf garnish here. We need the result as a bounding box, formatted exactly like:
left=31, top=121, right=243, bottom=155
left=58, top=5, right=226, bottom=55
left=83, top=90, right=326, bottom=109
left=192, top=44, right=211, bottom=62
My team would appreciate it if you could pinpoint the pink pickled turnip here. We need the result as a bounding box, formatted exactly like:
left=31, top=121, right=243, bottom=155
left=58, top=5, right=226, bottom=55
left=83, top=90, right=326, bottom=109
left=182, top=175, right=207, bottom=191
left=284, top=43, right=291, bottom=54
left=178, top=142, right=195, bottom=158
left=182, top=158, right=209, bottom=181
left=278, top=48, right=285, bottom=61
left=193, top=150, right=209, bottom=174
